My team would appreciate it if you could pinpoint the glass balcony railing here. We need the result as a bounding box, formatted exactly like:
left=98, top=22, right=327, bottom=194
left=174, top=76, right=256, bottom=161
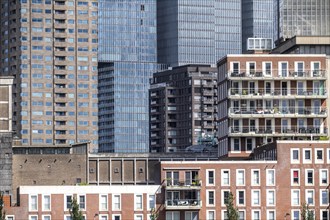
left=229, top=107, right=327, bottom=116
left=165, top=199, right=201, bottom=209
left=165, top=179, right=201, bottom=187
left=229, top=126, right=327, bottom=136
left=228, top=69, right=327, bottom=78
left=229, top=88, right=327, bottom=97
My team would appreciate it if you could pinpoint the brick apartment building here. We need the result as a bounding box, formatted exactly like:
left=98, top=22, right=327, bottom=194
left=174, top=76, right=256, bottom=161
left=217, top=54, right=329, bottom=158
left=3, top=140, right=330, bottom=220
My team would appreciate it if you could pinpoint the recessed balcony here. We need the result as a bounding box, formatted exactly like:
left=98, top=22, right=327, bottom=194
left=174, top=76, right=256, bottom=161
left=229, top=88, right=327, bottom=99
left=228, top=126, right=327, bottom=137
left=229, top=107, right=327, bottom=118
left=165, top=199, right=202, bottom=210
left=164, top=178, right=202, bottom=190
left=228, top=69, right=327, bottom=79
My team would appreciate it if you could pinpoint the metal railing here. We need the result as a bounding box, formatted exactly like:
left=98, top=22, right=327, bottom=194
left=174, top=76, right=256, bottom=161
left=229, top=126, right=327, bottom=135
left=229, top=88, right=327, bottom=96
left=228, top=70, right=327, bottom=78
left=166, top=199, right=201, bottom=207
left=166, top=179, right=201, bottom=187
left=229, top=107, right=327, bottom=116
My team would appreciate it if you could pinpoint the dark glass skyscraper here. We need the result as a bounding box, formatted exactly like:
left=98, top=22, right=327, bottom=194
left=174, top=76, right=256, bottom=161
left=98, top=0, right=159, bottom=152
left=241, top=0, right=276, bottom=52
left=157, top=0, right=242, bottom=67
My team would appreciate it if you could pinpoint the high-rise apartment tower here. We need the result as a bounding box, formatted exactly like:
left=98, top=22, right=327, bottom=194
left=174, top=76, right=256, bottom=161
left=0, top=0, right=99, bottom=150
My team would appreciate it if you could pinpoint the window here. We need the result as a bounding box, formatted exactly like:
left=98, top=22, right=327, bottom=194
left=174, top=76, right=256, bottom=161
left=30, top=195, right=38, bottom=211
left=100, top=195, right=108, bottom=211
left=303, top=149, right=312, bottom=163
left=166, top=171, right=179, bottom=186
left=207, top=170, right=215, bottom=185
left=134, top=215, right=143, bottom=220
left=233, top=138, right=240, bottom=151
left=135, top=194, right=142, bottom=210
left=237, top=190, right=245, bottom=206
left=267, top=210, right=275, bottom=220
left=267, top=190, right=275, bottom=206
left=291, top=189, right=300, bottom=206
left=306, top=190, right=314, bottom=205
left=321, top=210, right=329, bottom=220
left=291, top=170, right=299, bottom=185
left=207, top=190, right=215, bottom=206
left=148, top=195, right=155, bottom=210
left=291, top=149, right=299, bottom=163
left=6, top=216, right=15, bottom=220
left=251, top=190, right=260, bottom=206
left=65, top=195, right=72, bottom=210
left=221, top=170, right=230, bottom=186
left=292, top=210, right=300, bottom=220
left=166, top=211, right=179, bottom=220
left=320, top=190, right=329, bottom=206
left=29, top=216, right=38, bottom=220
left=320, top=169, right=328, bottom=185
left=185, top=212, right=198, bottom=220
left=266, top=169, right=275, bottom=186
left=315, top=149, right=324, bottom=163
left=79, top=195, right=85, bottom=210
left=43, top=195, right=51, bottom=211
left=112, top=215, right=121, bottom=220
left=222, top=190, right=230, bottom=206
left=305, top=169, right=314, bottom=185
left=99, top=215, right=108, bottom=220
left=236, top=170, right=245, bottom=186
left=251, top=170, right=260, bottom=186
left=252, top=210, right=260, bottom=220
left=42, top=216, right=50, bottom=220
left=327, top=148, right=330, bottom=163
left=263, top=62, right=272, bottom=76
left=113, top=195, right=120, bottom=210
left=207, top=210, right=215, bottom=220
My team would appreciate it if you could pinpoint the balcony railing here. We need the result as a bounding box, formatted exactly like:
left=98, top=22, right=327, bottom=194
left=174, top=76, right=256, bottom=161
left=166, top=179, right=201, bottom=188
left=229, top=107, right=327, bottom=117
left=165, top=199, right=201, bottom=210
left=229, top=126, right=327, bottom=136
left=228, top=69, right=327, bottom=78
left=229, top=88, right=327, bottom=97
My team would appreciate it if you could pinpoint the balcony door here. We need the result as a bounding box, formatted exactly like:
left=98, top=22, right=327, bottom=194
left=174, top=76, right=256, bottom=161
left=185, top=211, right=199, bottom=220
left=282, top=119, right=289, bottom=133
left=281, top=81, right=288, bottom=95
left=313, top=100, right=321, bottom=114
left=265, top=119, right=272, bottom=132
left=167, top=191, right=179, bottom=206
left=297, top=81, right=304, bottom=95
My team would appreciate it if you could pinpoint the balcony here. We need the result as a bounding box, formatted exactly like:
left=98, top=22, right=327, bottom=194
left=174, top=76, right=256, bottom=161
left=229, top=126, right=327, bottom=137
left=165, top=179, right=201, bottom=190
left=229, top=88, right=327, bottom=99
left=228, top=69, right=327, bottom=79
left=229, top=107, right=327, bottom=118
left=165, top=199, right=201, bottom=210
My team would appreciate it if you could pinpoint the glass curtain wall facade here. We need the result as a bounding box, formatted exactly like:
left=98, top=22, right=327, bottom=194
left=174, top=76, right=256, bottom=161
left=277, top=0, right=330, bottom=40
left=98, top=0, right=158, bottom=152
left=158, top=0, right=241, bottom=67
left=241, top=0, right=275, bottom=52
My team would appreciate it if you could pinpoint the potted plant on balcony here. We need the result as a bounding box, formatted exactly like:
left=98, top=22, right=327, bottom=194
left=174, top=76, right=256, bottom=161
left=192, top=175, right=200, bottom=186
left=242, top=90, right=247, bottom=95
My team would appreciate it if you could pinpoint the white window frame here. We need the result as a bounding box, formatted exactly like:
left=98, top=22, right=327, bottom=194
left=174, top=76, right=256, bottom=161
left=29, top=194, right=38, bottom=211
left=230, top=61, right=240, bottom=74
left=278, top=61, right=288, bottom=77
left=327, top=148, right=330, bottom=164
left=166, top=211, right=179, bottom=220
left=206, top=190, right=215, bottom=206
left=221, top=190, right=230, bottom=207
left=206, top=169, right=215, bottom=186
left=291, top=169, right=300, bottom=186
left=266, top=169, right=275, bottom=186
left=238, top=210, right=246, bottom=220
left=42, top=215, right=51, bottom=220
left=303, top=148, right=312, bottom=164
left=262, top=61, right=272, bottom=76
left=206, top=210, right=215, bottom=220
left=99, top=194, right=108, bottom=211
left=64, top=194, right=73, bottom=211
left=221, top=169, right=230, bottom=186
left=134, top=214, right=143, bottom=220
left=231, top=138, right=241, bottom=152
left=112, top=194, right=121, bottom=211
left=290, top=148, right=300, bottom=164
left=315, top=148, right=324, bottom=163
left=99, top=215, right=108, bottom=220
left=252, top=209, right=261, bottom=220
left=6, top=216, right=15, bottom=220
left=291, top=189, right=300, bottom=206
left=320, top=210, right=329, bottom=220
left=42, top=194, right=51, bottom=211
left=320, top=169, right=328, bottom=186
left=251, top=169, right=260, bottom=186
left=267, top=210, right=276, bottom=220
left=64, top=215, right=71, bottom=220
left=148, top=194, right=156, bottom=210
left=305, top=169, right=314, bottom=186
left=251, top=190, right=260, bottom=206
left=294, top=61, right=305, bottom=73
left=236, top=190, right=245, bottom=206
left=112, top=214, right=121, bottom=220
left=29, top=216, right=38, bottom=220
left=320, top=189, right=329, bottom=206
left=305, top=189, right=314, bottom=206
left=78, top=194, right=86, bottom=211
left=267, top=189, right=275, bottom=206
left=291, top=210, right=300, bottom=220
left=236, top=169, right=245, bottom=186
left=134, top=194, right=143, bottom=211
